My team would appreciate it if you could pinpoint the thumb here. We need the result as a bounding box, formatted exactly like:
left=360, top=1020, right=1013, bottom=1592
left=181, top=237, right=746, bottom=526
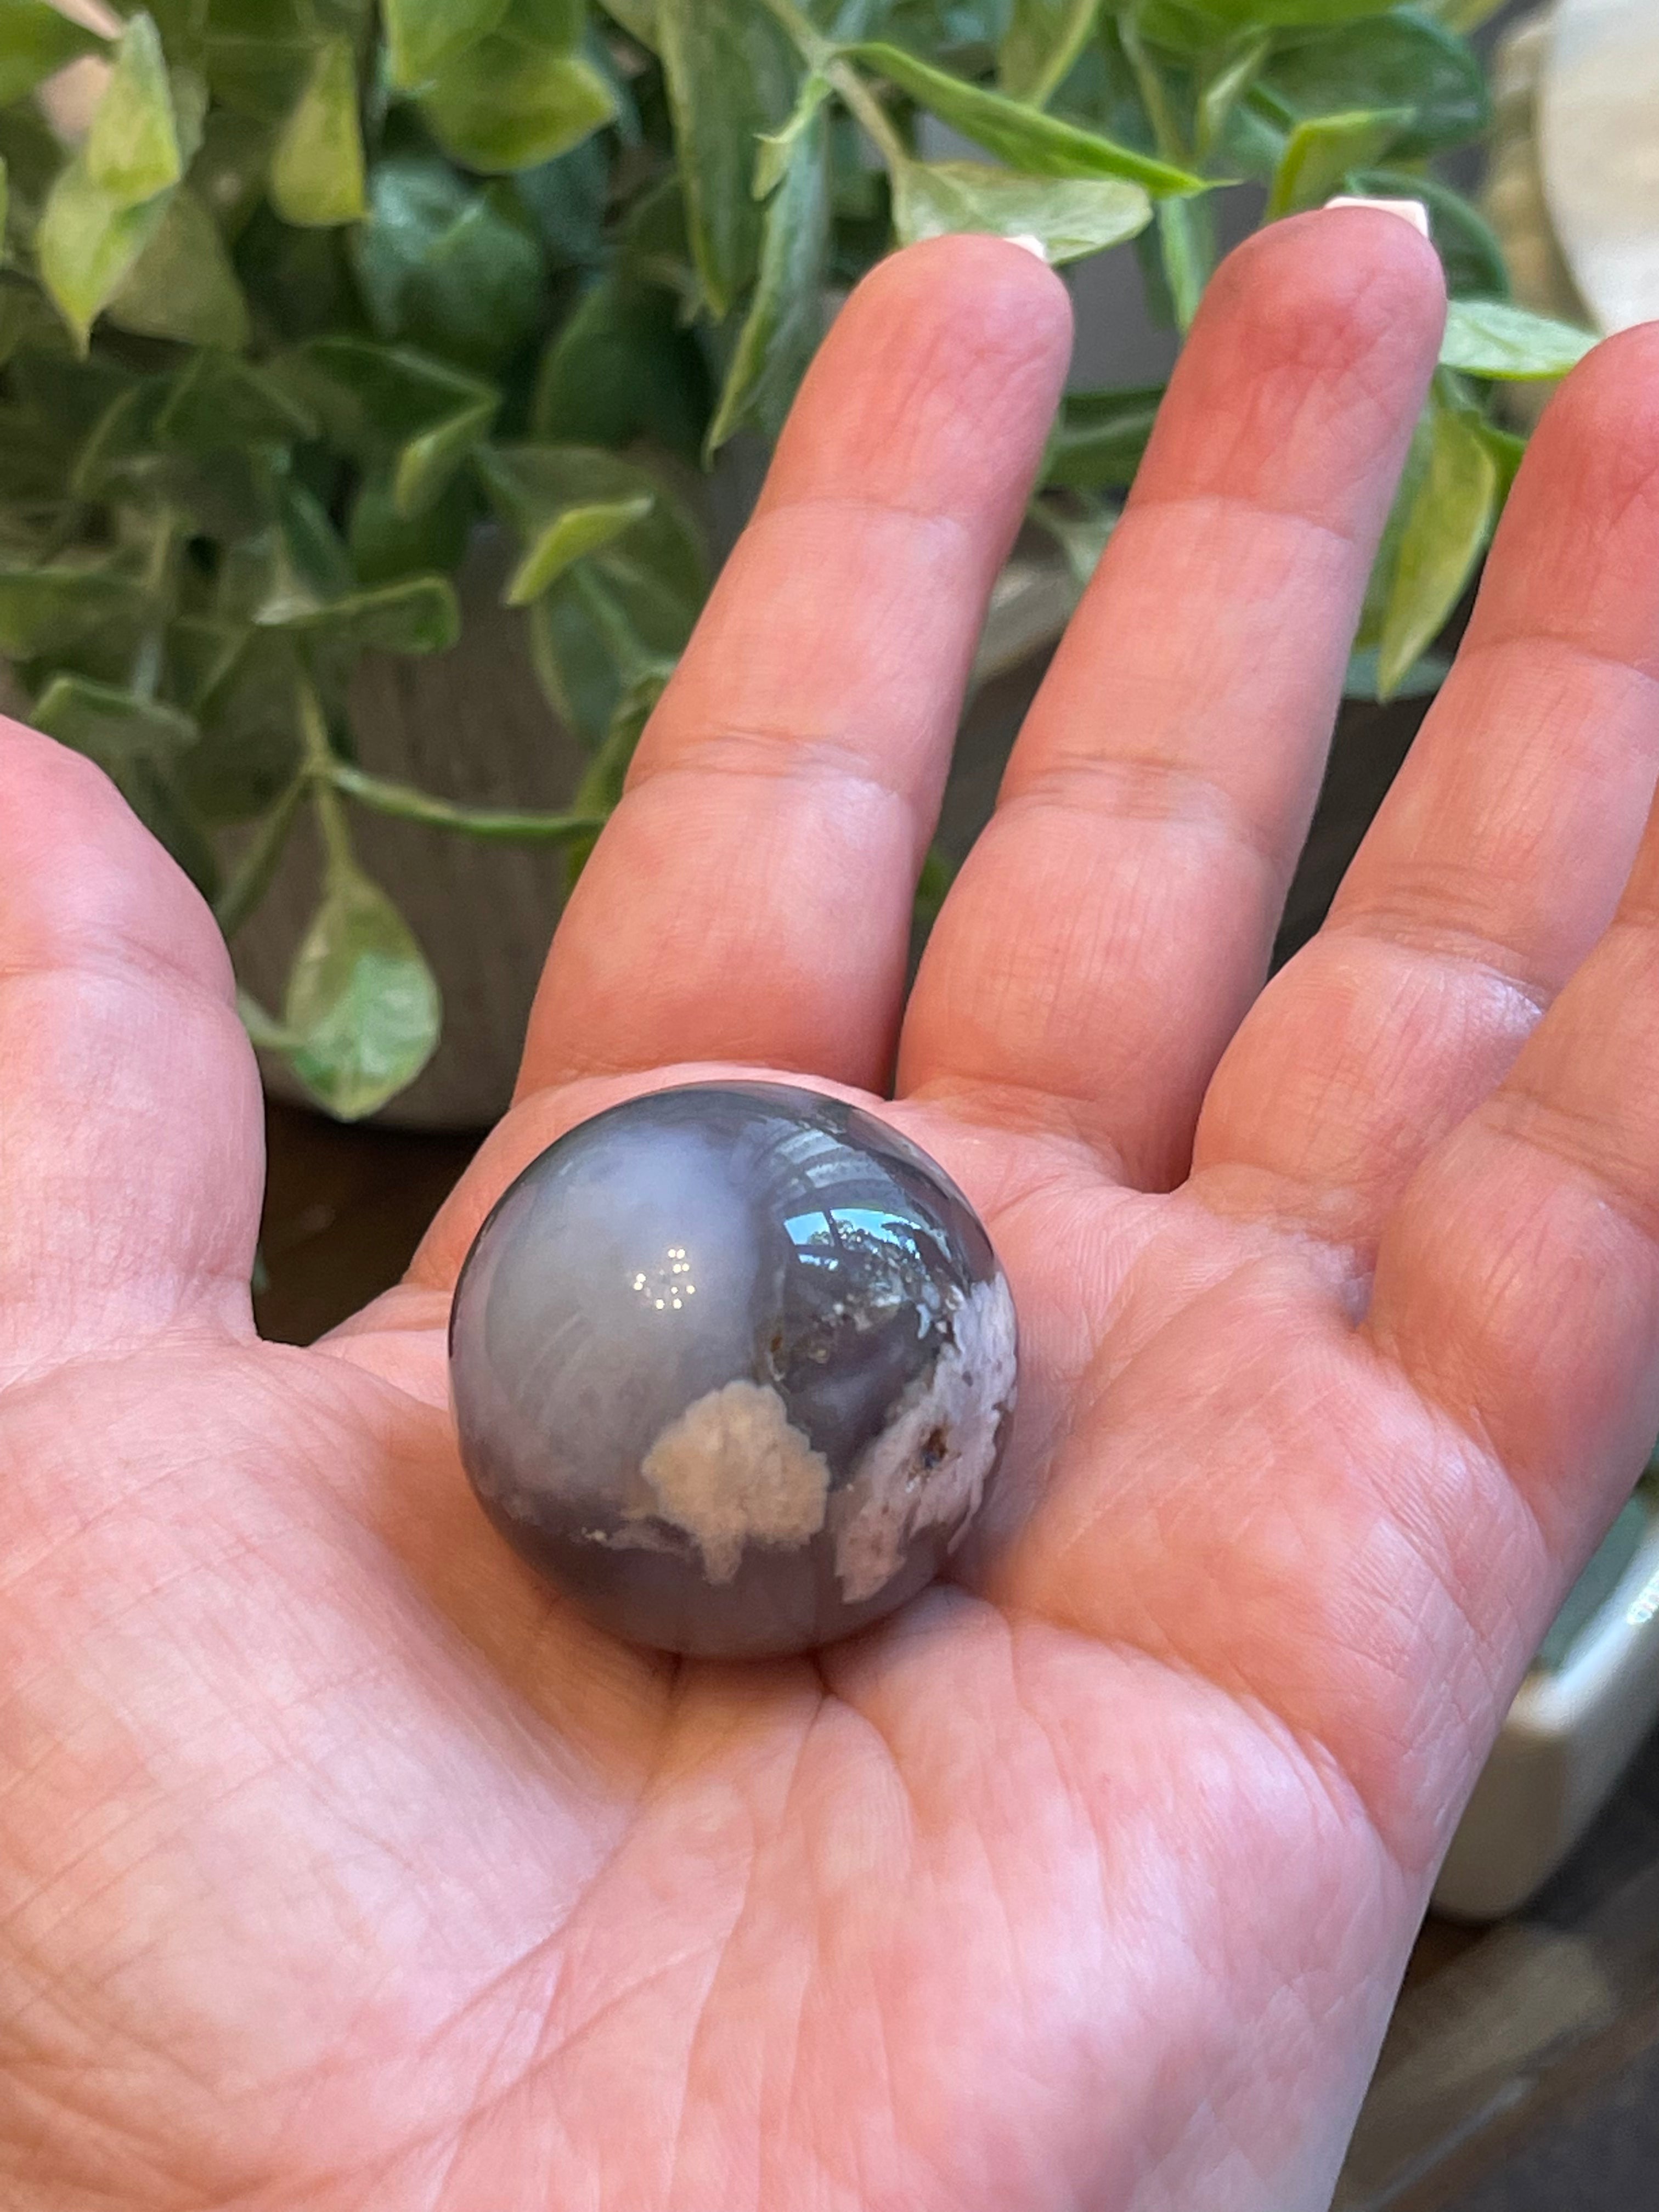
left=0, top=720, right=261, bottom=1386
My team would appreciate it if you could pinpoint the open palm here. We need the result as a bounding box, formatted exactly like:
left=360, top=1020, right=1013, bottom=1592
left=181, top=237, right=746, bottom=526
left=8, top=213, right=1659, bottom=2211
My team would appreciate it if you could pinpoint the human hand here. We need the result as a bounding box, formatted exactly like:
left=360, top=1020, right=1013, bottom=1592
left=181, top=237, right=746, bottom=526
left=7, top=210, right=1659, bottom=2211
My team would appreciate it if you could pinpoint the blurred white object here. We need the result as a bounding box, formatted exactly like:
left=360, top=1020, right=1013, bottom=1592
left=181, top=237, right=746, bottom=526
left=1481, top=7, right=1590, bottom=428
left=37, top=0, right=118, bottom=141
left=1323, top=195, right=1431, bottom=237
left=1541, top=0, right=1659, bottom=335
left=1435, top=1497, right=1659, bottom=1920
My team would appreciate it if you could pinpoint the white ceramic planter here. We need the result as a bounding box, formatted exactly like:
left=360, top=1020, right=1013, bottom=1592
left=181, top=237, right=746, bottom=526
left=1434, top=1492, right=1659, bottom=1921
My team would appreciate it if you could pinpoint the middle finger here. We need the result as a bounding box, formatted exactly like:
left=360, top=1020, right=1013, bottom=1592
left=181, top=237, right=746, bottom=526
left=899, top=208, right=1445, bottom=1186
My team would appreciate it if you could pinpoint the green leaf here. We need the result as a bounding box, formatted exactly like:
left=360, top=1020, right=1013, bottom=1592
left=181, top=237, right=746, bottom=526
left=1195, top=28, right=1269, bottom=162
left=394, top=400, right=496, bottom=517
left=597, top=0, right=656, bottom=44
left=1265, top=105, right=1410, bottom=221
left=203, top=4, right=316, bottom=127
left=1153, top=192, right=1212, bottom=328
left=31, top=673, right=198, bottom=761
left=615, top=171, right=702, bottom=314
left=274, top=337, right=498, bottom=516
left=420, top=0, right=616, bottom=173
left=998, top=0, right=1100, bottom=106
left=860, top=0, right=1010, bottom=55
left=171, top=64, right=210, bottom=171
left=163, top=615, right=244, bottom=711
left=191, top=108, right=276, bottom=239
left=1343, top=644, right=1448, bottom=700
left=155, top=352, right=318, bottom=449
left=476, top=445, right=669, bottom=607
left=352, top=163, right=545, bottom=373
left=113, top=753, right=221, bottom=896
left=1029, top=488, right=1115, bottom=588
left=72, top=379, right=278, bottom=537
left=892, top=158, right=1149, bottom=264
left=384, top=0, right=511, bottom=92
left=514, top=134, right=610, bottom=267
left=349, top=466, right=475, bottom=585
left=350, top=154, right=469, bottom=318
left=1439, top=298, right=1597, bottom=382
left=754, top=70, right=831, bottom=200
left=1135, top=1, right=1229, bottom=55
left=707, top=103, right=830, bottom=456
left=1043, top=381, right=1163, bottom=488
left=0, top=99, right=70, bottom=214
left=257, top=575, right=461, bottom=653
left=504, top=494, right=654, bottom=605
left=105, top=185, right=252, bottom=346
left=0, top=0, right=107, bottom=108
left=86, top=15, right=181, bottom=208
left=269, top=36, right=365, bottom=227
left=36, top=159, right=173, bottom=348
left=1376, top=397, right=1496, bottom=698
left=1424, top=0, right=1506, bottom=29
left=1481, top=417, right=1526, bottom=506
left=282, top=864, right=441, bottom=1120
left=524, top=470, right=706, bottom=739
left=1254, top=9, right=1488, bottom=158
left=0, top=568, right=147, bottom=657
left=532, top=272, right=712, bottom=461
left=1182, top=0, right=1403, bottom=24
left=657, top=0, right=802, bottom=317
left=185, top=626, right=304, bottom=821
left=843, top=41, right=1205, bottom=194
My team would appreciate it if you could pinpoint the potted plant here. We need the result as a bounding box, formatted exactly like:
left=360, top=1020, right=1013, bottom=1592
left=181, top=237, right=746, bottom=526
left=0, top=0, right=1595, bottom=1123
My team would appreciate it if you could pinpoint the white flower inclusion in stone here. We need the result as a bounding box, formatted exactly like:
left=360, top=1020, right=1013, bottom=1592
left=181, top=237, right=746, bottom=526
left=625, top=1273, right=1017, bottom=1599
left=830, top=1274, right=1018, bottom=1602
left=639, top=1379, right=831, bottom=1583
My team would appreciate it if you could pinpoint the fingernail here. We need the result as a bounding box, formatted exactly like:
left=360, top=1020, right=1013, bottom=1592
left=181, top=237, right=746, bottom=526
left=1003, top=232, right=1049, bottom=263
left=1323, top=194, right=1431, bottom=238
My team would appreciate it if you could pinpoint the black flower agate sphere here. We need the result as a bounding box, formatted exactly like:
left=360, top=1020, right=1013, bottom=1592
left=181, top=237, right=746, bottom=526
left=448, top=1082, right=1018, bottom=1658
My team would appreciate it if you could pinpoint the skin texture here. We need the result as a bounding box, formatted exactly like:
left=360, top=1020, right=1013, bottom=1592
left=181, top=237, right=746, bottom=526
left=4, top=213, right=1659, bottom=2209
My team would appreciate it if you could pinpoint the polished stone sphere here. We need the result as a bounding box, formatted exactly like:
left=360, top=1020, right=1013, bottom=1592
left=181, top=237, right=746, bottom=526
left=448, top=1081, right=1017, bottom=1657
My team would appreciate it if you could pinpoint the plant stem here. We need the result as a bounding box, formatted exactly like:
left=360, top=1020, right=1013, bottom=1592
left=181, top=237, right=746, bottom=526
left=215, top=775, right=304, bottom=939
left=1194, top=29, right=1268, bottom=165
left=757, top=0, right=832, bottom=69
left=236, top=989, right=304, bottom=1053
left=129, top=508, right=180, bottom=703
left=1119, top=5, right=1187, bottom=165
left=297, top=677, right=354, bottom=878
left=826, top=58, right=910, bottom=174
left=328, top=761, right=610, bottom=842
left=753, top=0, right=909, bottom=179
left=1028, top=0, right=1103, bottom=110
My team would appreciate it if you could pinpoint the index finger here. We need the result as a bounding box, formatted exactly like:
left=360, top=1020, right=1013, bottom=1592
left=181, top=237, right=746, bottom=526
left=515, top=236, right=1071, bottom=1102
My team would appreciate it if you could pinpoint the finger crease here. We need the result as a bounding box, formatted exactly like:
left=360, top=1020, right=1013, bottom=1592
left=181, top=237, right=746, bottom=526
left=1319, top=911, right=1555, bottom=1023
left=628, top=723, right=922, bottom=823
left=1001, top=751, right=1286, bottom=884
